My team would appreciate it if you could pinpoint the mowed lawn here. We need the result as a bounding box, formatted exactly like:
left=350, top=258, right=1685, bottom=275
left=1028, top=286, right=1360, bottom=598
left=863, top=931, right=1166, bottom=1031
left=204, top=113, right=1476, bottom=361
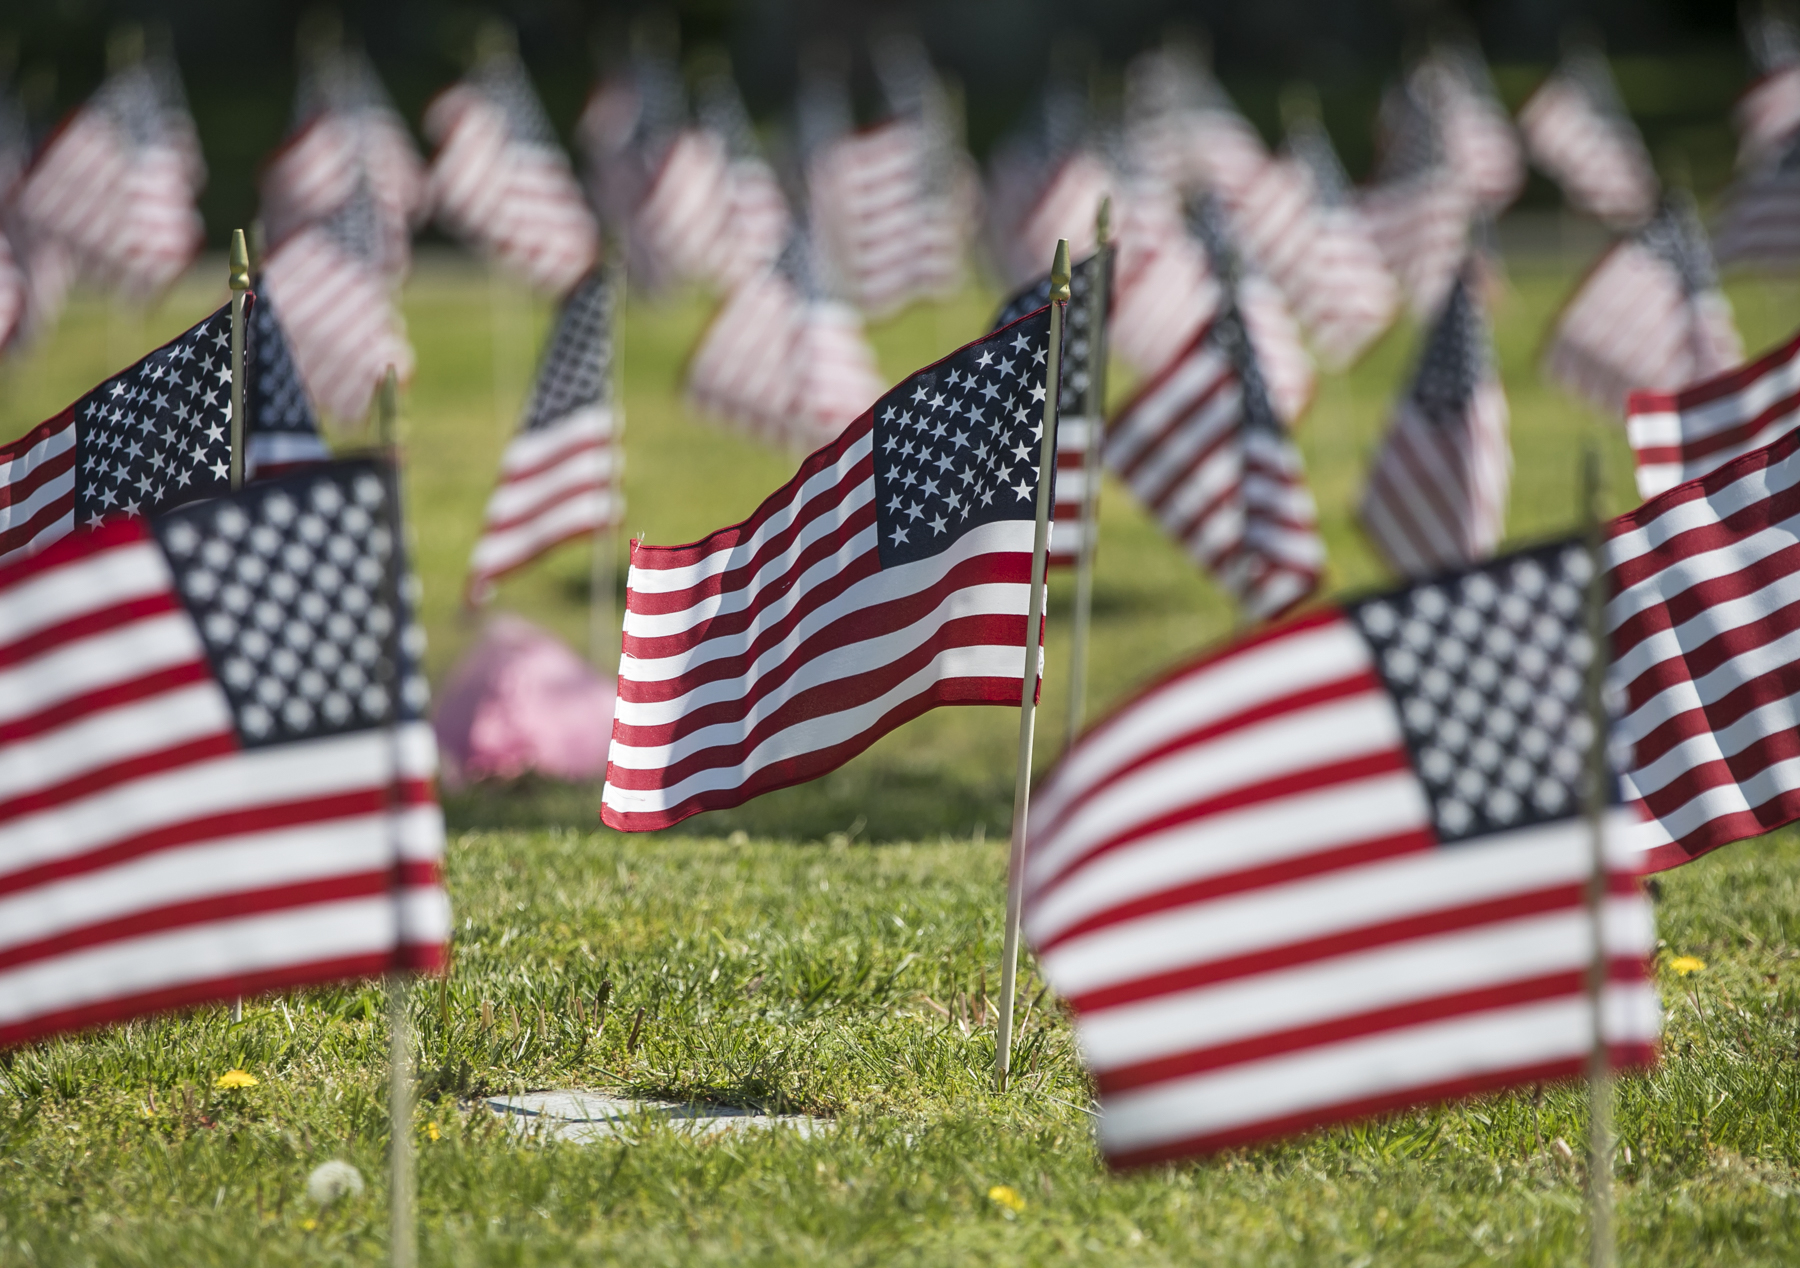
left=0, top=250, right=1798, bottom=1264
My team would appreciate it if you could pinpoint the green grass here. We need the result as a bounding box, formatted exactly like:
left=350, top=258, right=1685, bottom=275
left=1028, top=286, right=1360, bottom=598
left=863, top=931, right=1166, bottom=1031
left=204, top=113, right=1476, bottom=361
left=2, top=251, right=1800, bottom=1264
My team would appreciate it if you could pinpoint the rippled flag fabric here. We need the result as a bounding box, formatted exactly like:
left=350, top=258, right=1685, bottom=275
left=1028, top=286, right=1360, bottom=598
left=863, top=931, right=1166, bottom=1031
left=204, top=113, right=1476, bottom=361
left=603, top=307, right=1057, bottom=831
left=1517, top=48, right=1660, bottom=230
left=0, top=460, right=446, bottom=1048
left=1025, top=540, right=1658, bottom=1167
left=990, top=250, right=1110, bottom=567
left=0, top=303, right=236, bottom=565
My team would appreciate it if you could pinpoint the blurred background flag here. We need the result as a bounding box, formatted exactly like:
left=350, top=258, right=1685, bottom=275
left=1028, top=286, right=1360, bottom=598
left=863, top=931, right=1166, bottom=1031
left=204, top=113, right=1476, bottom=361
left=983, top=57, right=1111, bottom=290
left=259, top=35, right=427, bottom=281
left=1104, top=231, right=1323, bottom=624
left=243, top=287, right=332, bottom=480
left=1359, top=76, right=1476, bottom=318
left=577, top=29, right=688, bottom=291
left=1736, top=5, right=1800, bottom=171
left=1712, top=128, right=1800, bottom=266
left=467, top=267, right=623, bottom=605
left=1610, top=423, right=1800, bottom=872
left=1517, top=42, right=1660, bottom=229
left=693, top=61, right=793, bottom=289
left=257, top=181, right=415, bottom=424
left=602, top=307, right=1056, bottom=831
left=1415, top=43, right=1526, bottom=217
left=990, top=248, right=1111, bottom=568
left=1626, top=329, right=1800, bottom=499
left=1360, top=264, right=1510, bottom=577
left=0, top=461, right=445, bottom=1049
left=684, top=227, right=884, bottom=452
left=1022, top=541, right=1658, bottom=1168
left=1544, top=196, right=1742, bottom=415
left=1269, top=108, right=1400, bottom=370
left=15, top=32, right=204, bottom=304
left=0, top=303, right=235, bottom=565
left=425, top=28, right=598, bottom=297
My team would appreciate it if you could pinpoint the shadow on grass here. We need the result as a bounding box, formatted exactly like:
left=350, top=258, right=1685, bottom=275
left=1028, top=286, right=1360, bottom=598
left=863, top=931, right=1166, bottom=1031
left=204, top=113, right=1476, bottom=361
left=442, top=759, right=1013, bottom=844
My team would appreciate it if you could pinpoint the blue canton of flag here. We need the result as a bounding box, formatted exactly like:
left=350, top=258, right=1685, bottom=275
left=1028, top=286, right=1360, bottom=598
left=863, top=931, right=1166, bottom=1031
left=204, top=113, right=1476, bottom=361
left=76, top=304, right=237, bottom=527
left=873, top=306, right=1055, bottom=566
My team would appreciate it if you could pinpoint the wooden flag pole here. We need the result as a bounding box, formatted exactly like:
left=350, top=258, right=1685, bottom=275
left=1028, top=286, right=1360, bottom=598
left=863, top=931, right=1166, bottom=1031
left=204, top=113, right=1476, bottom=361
left=228, top=228, right=249, bottom=1025
left=375, top=366, right=417, bottom=1268
left=1064, top=198, right=1112, bottom=751
left=1580, top=446, right=1616, bottom=1268
left=994, top=239, right=1070, bottom=1093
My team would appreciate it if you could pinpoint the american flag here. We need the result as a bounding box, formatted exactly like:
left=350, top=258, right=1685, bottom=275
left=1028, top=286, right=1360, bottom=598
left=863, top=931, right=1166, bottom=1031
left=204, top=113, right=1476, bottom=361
left=1416, top=46, right=1526, bottom=215
left=809, top=120, right=965, bottom=318
left=694, top=68, right=793, bottom=289
left=630, top=128, right=733, bottom=288
left=16, top=52, right=205, bottom=301
left=1109, top=180, right=1216, bottom=380
left=1545, top=197, right=1743, bottom=417
left=576, top=50, right=688, bottom=290
left=1517, top=49, right=1659, bottom=229
left=1271, top=116, right=1400, bottom=370
left=1713, top=132, right=1800, bottom=266
left=258, top=181, right=416, bottom=425
left=1105, top=279, right=1323, bottom=623
left=982, top=77, right=1111, bottom=288
left=1360, top=81, right=1476, bottom=319
left=1191, top=198, right=1315, bottom=429
left=0, top=461, right=447, bottom=1048
left=0, top=303, right=236, bottom=565
left=1122, top=44, right=1268, bottom=206
left=468, top=268, right=623, bottom=604
left=1625, top=328, right=1800, bottom=500
left=1609, top=422, right=1800, bottom=872
left=426, top=47, right=599, bottom=296
left=0, top=88, right=30, bottom=349
left=1022, top=540, right=1659, bottom=1167
left=603, top=307, right=1057, bottom=831
left=685, top=230, right=884, bottom=452
left=991, top=250, right=1110, bottom=568
left=1360, top=266, right=1511, bottom=577
left=260, top=44, right=427, bottom=280
left=1737, top=10, right=1800, bottom=171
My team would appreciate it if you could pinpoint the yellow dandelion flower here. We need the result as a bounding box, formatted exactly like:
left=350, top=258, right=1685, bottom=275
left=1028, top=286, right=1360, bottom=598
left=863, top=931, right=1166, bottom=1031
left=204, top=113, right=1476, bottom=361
left=214, top=1069, right=259, bottom=1089
left=987, top=1184, right=1026, bottom=1213
left=1669, top=956, right=1707, bottom=977
left=426, top=1122, right=441, bottom=1142
left=301, top=1219, right=317, bottom=1231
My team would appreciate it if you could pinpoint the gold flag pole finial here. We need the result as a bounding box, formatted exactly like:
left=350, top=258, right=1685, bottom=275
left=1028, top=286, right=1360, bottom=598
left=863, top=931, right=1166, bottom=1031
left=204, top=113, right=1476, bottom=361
left=227, top=229, right=250, bottom=495
left=1096, top=195, right=1112, bottom=248
left=1050, top=239, right=1072, bottom=304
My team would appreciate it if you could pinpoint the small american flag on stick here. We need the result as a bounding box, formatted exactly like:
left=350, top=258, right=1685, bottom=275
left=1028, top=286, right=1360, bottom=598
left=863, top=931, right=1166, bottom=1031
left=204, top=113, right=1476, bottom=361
left=0, top=460, right=446, bottom=1048
left=1517, top=48, right=1659, bottom=229
left=1025, top=540, right=1658, bottom=1167
left=426, top=46, right=598, bottom=296
left=1360, top=82, right=1476, bottom=319
left=1737, top=10, right=1800, bottom=171
left=467, top=268, right=622, bottom=604
left=1360, top=265, right=1511, bottom=578
left=1626, top=328, right=1800, bottom=500
left=0, top=303, right=236, bottom=565
left=1545, top=197, right=1742, bottom=417
left=17, top=51, right=204, bottom=301
left=1713, top=133, right=1800, bottom=267
left=603, top=307, right=1057, bottom=831
left=258, top=183, right=416, bottom=425
left=1105, top=272, right=1323, bottom=624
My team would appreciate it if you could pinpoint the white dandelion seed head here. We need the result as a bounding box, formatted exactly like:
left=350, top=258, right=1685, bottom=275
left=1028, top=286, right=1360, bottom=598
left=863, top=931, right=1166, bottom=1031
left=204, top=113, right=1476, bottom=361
left=306, top=1159, right=364, bottom=1206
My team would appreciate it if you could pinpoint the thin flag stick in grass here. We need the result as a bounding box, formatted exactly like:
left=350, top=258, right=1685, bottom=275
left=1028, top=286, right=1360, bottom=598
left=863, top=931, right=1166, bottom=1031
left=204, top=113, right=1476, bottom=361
left=590, top=254, right=625, bottom=673
left=994, top=238, right=1069, bottom=1092
left=227, top=228, right=249, bottom=1026
left=1580, top=445, right=1616, bottom=1268
left=378, top=365, right=418, bottom=1268
left=1064, top=199, right=1112, bottom=751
